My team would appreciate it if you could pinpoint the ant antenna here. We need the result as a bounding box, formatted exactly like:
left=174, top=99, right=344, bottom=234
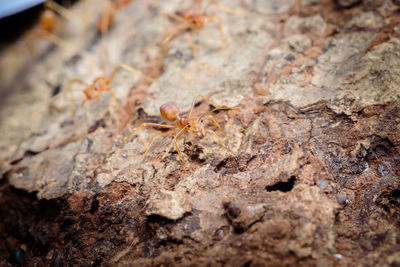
left=199, top=106, right=242, bottom=121
left=187, top=94, right=217, bottom=119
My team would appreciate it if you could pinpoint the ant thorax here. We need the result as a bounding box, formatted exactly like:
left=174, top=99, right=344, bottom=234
left=84, top=80, right=105, bottom=99
left=184, top=14, right=205, bottom=28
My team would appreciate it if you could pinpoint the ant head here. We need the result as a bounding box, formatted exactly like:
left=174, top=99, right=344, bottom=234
left=93, top=80, right=107, bottom=92
left=160, top=102, right=180, bottom=122
left=188, top=120, right=205, bottom=138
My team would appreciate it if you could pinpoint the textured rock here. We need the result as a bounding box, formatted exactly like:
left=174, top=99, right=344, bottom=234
left=1, top=0, right=400, bottom=266
left=145, top=189, right=191, bottom=220
left=335, top=0, right=362, bottom=7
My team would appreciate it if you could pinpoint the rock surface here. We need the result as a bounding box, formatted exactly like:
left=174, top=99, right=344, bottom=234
left=0, top=0, right=399, bottom=265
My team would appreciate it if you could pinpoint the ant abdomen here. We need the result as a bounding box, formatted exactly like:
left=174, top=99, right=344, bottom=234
left=40, top=10, right=57, bottom=32
left=160, top=103, right=180, bottom=122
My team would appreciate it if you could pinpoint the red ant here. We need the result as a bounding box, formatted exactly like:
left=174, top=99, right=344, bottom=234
left=109, top=95, right=242, bottom=165
left=162, top=0, right=226, bottom=58
left=25, top=1, right=73, bottom=52
left=60, top=64, right=154, bottom=118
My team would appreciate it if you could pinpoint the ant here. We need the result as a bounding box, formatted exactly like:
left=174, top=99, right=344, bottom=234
left=60, top=64, right=154, bottom=118
left=162, top=0, right=226, bottom=58
left=26, top=1, right=74, bottom=52
left=109, top=95, right=242, bottom=165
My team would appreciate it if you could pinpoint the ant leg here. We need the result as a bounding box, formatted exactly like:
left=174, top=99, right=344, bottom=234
left=121, top=64, right=155, bottom=82
left=209, top=15, right=226, bottom=43
left=202, top=115, right=226, bottom=136
left=100, top=8, right=112, bottom=35
left=162, top=12, right=186, bottom=23
left=66, top=78, right=89, bottom=117
left=143, top=129, right=180, bottom=159
left=162, top=22, right=188, bottom=54
left=109, top=88, right=119, bottom=107
left=200, top=1, right=227, bottom=42
left=66, top=78, right=88, bottom=88
left=216, top=4, right=247, bottom=17
left=162, top=11, right=186, bottom=37
left=41, top=30, right=70, bottom=51
left=109, top=123, right=178, bottom=155
left=215, top=16, right=226, bottom=42
left=162, top=12, right=189, bottom=54
left=108, top=64, right=122, bottom=82
left=206, top=129, right=233, bottom=155
left=174, top=126, right=189, bottom=165
left=45, top=1, right=74, bottom=20
left=199, top=105, right=242, bottom=120
left=49, top=88, right=82, bottom=113
left=109, top=64, right=155, bottom=83
left=187, top=32, right=198, bottom=59
left=203, top=0, right=215, bottom=13
left=81, top=99, right=91, bottom=122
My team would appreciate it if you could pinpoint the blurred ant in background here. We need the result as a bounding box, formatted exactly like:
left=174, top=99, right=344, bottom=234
left=162, top=0, right=226, bottom=58
left=25, top=1, right=75, bottom=52
left=54, top=63, right=154, bottom=121
left=162, top=0, right=243, bottom=58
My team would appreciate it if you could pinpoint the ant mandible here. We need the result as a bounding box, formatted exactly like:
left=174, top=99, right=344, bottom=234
left=109, top=95, right=242, bottom=165
left=162, top=0, right=226, bottom=58
left=64, top=64, right=154, bottom=118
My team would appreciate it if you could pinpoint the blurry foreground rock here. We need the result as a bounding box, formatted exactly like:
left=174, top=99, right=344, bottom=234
left=0, top=0, right=399, bottom=265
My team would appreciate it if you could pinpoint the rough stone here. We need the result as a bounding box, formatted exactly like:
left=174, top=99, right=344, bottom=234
left=0, top=0, right=399, bottom=265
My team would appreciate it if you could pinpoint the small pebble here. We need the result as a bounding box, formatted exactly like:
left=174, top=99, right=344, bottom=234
left=336, top=193, right=347, bottom=205
left=11, top=248, right=25, bottom=265
left=334, top=253, right=343, bottom=259
left=283, top=141, right=292, bottom=154
left=317, top=179, right=328, bottom=189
